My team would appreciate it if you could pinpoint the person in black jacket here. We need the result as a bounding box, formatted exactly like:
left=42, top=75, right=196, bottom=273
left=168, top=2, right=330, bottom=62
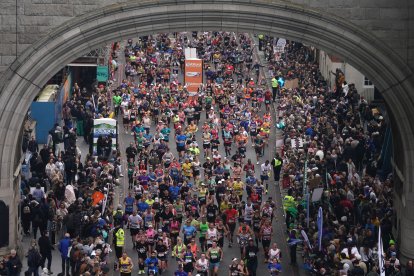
left=26, top=241, right=42, bottom=276
left=84, top=114, right=93, bottom=144
left=21, top=199, right=32, bottom=236
left=31, top=201, right=45, bottom=240
left=103, top=136, right=112, bottom=158
left=38, top=232, right=53, bottom=274
left=96, top=135, right=104, bottom=157
left=28, top=137, right=39, bottom=154
left=63, top=154, right=76, bottom=185
left=126, top=143, right=137, bottom=161
left=6, top=249, right=22, bottom=276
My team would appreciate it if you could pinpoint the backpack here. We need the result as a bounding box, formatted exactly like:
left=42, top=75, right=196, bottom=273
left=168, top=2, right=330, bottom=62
left=23, top=206, right=31, bottom=214
left=33, top=212, right=43, bottom=224
left=113, top=211, right=123, bottom=225
left=27, top=250, right=41, bottom=267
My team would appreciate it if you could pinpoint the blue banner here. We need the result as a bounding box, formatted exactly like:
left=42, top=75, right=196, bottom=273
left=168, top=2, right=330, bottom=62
left=317, top=207, right=323, bottom=251
left=306, top=193, right=310, bottom=228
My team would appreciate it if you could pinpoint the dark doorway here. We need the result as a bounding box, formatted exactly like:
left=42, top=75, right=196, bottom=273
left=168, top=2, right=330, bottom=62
left=0, top=201, right=9, bottom=247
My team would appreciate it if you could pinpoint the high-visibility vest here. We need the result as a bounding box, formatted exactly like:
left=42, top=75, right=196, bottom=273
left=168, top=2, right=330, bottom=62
left=273, top=158, right=282, bottom=167
left=115, top=228, right=125, bottom=247
left=283, top=195, right=295, bottom=211
left=271, top=78, right=279, bottom=88
left=258, top=34, right=264, bottom=40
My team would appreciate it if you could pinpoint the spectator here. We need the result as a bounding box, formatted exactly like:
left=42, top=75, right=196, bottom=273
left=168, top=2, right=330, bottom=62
left=57, top=233, right=71, bottom=276
left=28, top=137, right=39, bottom=154
left=6, top=249, right=22, bottom=276
left=25, top=241, right=42, bottom=276
left=37, top=232, right=53, bottom=275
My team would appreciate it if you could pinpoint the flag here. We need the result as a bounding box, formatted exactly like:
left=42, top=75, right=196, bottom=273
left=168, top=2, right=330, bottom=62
left=287, top=238, right=303, bottom=246
left=101, top=183, right=110, bottom=215
left=306, top=193, right=310, bottom=228
left=101, top=193, right=108, bottom=215
left=91, top=191, right=105, bottom=206
left=65, top=184, right=76, bottom=204
left=301, top=230, right=312, bottom=250
left=317, top=207, right=323, bottom=251
left=378, top=226, right=385, bottom=276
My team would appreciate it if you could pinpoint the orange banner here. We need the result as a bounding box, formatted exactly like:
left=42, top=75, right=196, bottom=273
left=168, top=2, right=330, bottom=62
left=184, top=59, right=203, bottom=94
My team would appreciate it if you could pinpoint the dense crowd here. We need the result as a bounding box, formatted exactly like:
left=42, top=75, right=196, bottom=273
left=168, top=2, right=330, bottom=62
left=258, top=35, right=411, bottom=275
left=16, top=32, right=284, bottom=276
left=110, top=32, right=281, bottom=276
left=14, top=31, right=412, bottom=276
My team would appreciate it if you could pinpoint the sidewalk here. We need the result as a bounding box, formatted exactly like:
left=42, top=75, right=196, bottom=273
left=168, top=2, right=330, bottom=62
left=251, top=34, right=306, bottom=276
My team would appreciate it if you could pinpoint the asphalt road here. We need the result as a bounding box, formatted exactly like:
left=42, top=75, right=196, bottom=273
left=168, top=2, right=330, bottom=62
left=106, top=37, right=300, bottom=275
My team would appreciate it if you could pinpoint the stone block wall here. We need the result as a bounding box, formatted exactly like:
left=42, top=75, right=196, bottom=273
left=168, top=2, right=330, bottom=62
left=0, top=0, right=412, bottom=82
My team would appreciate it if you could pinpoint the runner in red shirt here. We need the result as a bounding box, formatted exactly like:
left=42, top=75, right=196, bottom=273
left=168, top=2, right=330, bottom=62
left=224, top=204, right=238, bottom=247
left=243, top=159, right=255, bottom=178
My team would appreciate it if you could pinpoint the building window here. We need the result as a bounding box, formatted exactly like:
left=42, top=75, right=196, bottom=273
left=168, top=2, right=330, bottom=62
left=364, top=76, right=373, bottom=87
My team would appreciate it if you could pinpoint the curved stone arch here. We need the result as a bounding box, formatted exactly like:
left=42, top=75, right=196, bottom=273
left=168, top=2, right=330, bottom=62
left=0, top=0, right=413, bottom=257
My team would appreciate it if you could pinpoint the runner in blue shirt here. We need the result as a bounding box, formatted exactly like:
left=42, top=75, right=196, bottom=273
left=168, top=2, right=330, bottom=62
left=176, top=133, right=187, bottom=157
left=145, top=252, right=159, bottom=275
left=174, top=264, right=188, bottom=276
left=268, top=258, right=282, bottom=275
left=137, top=199, right=149, bottom=214
left=124, top=193, right=135, bottom=215
left=182, top=219, right=197, bottom=244
left=169, top=183, right=181, bottom=201
left=143, top=132, right=153, bottom=149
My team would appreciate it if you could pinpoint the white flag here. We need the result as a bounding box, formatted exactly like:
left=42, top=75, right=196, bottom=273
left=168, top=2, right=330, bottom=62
left=378, top=226, right=385, bottom=276
left=101, top=183, right=110, bottom=216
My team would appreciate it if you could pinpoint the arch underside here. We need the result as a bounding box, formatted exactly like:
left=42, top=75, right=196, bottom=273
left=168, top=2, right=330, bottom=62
left=0, top=0, right=414, bottom=257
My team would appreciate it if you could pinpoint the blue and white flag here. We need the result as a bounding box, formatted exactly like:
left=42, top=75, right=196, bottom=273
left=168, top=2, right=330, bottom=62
left=301, top=230, right=312, bottom=250
left=378, top=226, right=385, bottom=276
left=288, top=238, right=303, bottom=246
left=317, top=207, right=323, bottom=251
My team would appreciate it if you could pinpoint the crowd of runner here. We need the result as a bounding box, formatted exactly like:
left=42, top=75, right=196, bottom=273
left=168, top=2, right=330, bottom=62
left=17, top=32, right=283, bottom=276
left=14, top=31, right=413, bottom=276
left=111, top=32, right=281, bottom=276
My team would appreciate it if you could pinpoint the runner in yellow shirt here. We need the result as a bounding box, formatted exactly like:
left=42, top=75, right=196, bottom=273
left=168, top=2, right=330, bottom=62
left=119, top=252, right=133, bottom=276
left=232, top=179, right=244, bottom=201
left=182, top=159, right=193, bottom=178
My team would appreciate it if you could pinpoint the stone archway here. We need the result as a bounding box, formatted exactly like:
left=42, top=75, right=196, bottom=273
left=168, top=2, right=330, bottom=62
left=0, top=0, right=413, bottom=259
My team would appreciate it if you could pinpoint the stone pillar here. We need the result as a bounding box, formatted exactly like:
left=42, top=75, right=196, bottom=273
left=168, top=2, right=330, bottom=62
left=400, top=193, right=414, bottom=264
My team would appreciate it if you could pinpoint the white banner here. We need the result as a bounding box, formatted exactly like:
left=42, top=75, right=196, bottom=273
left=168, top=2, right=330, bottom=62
left=93, top=118, right=117, bottom=155
left=275, top=38, right=287, bottom=53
